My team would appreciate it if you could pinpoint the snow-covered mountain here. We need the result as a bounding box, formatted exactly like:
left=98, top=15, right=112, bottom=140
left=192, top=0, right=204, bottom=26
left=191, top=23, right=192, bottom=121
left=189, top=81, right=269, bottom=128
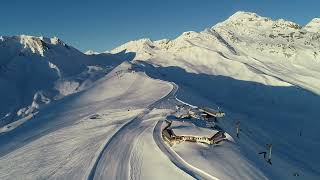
left=1, top=11, right=320, bottom=180
left=112, top=11, right=320, bottom=94
left=111, top=11, right=320, bottom=179
left=0, top=35, right=125, bottom=126
left=304, top=18, right=320, bottom=33
left=85, top=50, right=100, bottom=55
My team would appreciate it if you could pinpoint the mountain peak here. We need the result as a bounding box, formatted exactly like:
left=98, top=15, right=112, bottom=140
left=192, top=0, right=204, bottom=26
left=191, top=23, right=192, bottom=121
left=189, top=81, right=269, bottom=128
left=226, top=11, right=273, bottom=23
left=17, top=35, right=48, bottom=56
left=214, top=11, right=273, bottom=29
left=0, top=35, right=78, bottom=57
left=304, top=18, right=320, bottom=32
left=272, top=19, right=301, bottom=30
left=229, top=11, right=260, bottom=20
left=50, top=36, right=63, bottom=45
left=85, top=50, right=99, bottom=55
left=214, top=11, right=302, bottom=31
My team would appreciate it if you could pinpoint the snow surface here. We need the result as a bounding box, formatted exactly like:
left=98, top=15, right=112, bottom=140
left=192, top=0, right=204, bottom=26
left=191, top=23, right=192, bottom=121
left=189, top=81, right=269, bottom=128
left=0, top=62, right=175, bottom=179
left=0, top=35, right=125, bottom=126
left=111, top=11, right=320, bottom=179
left=173, top=142, right=267, bottom=180
left=1, top=11, right=320, bottom=180
left=304, top=18, right=320, bottom=33
left=129, top=110, right=194, bottom=180
left=169, top=120, right=216, bottom=137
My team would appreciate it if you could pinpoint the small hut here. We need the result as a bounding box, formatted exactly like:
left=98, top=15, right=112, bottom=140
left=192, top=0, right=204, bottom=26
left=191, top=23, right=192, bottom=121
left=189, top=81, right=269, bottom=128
left=209, top=131, right=227, bottom=144
left=199, top=107, right=225, bottom=122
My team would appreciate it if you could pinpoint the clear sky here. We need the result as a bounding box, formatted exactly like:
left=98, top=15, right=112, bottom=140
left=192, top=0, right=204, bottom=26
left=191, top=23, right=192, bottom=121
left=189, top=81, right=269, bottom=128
left=1, top=0, right=319, bottom=52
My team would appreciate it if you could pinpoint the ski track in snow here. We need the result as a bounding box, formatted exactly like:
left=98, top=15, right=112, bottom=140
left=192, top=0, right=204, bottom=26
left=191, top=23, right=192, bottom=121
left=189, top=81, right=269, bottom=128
left=153, top=120, right=220, bottom=180
left=89, top=80, right=220, bottom=180
left=129, top=129, right=144, bottom=180
left=88, top=82, right=177, bottom=180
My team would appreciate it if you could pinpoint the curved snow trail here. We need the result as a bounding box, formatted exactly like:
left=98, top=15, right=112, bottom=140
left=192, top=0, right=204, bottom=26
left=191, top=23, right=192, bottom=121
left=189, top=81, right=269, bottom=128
left=88, top=83, right=178, bottom=180
left=153, top=120, right=220, bottom=180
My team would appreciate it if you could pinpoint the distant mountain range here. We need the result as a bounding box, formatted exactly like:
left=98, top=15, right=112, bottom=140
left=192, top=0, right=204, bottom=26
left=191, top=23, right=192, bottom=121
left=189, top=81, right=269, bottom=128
left=0, top=35, right=124, bottom=125
left=1, top=11, right=320, bottom=180
left=1, top=11, right=319, bottom=126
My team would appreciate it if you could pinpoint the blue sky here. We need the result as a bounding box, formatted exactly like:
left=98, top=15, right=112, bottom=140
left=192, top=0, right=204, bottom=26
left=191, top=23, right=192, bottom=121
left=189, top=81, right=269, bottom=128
left=1, top=0, right=319, bottom=52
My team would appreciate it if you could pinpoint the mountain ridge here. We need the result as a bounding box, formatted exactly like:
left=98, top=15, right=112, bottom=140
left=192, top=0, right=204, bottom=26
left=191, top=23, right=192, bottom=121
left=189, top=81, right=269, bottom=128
left=111, top=11, right=320, bottom=95
left=0, top=35, right=125, bottom=126
left=1, top=11, right=320, bottom=180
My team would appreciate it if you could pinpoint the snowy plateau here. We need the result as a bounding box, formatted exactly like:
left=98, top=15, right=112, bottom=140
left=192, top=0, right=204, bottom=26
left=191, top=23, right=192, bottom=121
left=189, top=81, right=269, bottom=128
left=0, top=11, right=320, bottom=180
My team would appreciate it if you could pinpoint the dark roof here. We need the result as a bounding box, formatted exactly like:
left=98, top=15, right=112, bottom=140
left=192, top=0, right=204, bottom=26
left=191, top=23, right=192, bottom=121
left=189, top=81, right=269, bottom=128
left=209, top=131, right=225, bottom=141
left=200, top=107, right=225, bottom=117
left=163, top=129, right=175, bottom=138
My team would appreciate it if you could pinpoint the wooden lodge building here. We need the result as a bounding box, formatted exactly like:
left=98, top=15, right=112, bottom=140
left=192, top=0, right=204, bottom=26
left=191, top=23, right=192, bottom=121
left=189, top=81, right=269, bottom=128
left=162, top=121, right=227, bottom=146
left=175, top=106, right=225, bottom=123
left=199, top=107, right=225, bottom=122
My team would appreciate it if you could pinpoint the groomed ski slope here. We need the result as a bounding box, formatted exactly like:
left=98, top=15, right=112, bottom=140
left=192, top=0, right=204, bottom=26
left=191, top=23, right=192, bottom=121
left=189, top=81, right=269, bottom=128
left=1, top=11, right=320, bottom=180
left=0, top=62, right=177, bottom=179
left=88, top=79, right=176, bottom=180
left=0, top=60, right=272, bottom=180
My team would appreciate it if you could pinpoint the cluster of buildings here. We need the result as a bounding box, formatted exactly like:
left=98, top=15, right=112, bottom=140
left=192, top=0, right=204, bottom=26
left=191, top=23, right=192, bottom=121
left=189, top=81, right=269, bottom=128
left=162, top=120, right=227, bottom=146
left=162, top=106, right=227, bottom=146
left=175, top=105, right=225, bottom=121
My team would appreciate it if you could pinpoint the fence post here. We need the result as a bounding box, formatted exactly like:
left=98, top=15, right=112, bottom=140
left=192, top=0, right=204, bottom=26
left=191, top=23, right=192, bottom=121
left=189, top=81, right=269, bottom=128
left=267, top=144, right=272, bottom=164
left=236, top=121, right=240, bottom=138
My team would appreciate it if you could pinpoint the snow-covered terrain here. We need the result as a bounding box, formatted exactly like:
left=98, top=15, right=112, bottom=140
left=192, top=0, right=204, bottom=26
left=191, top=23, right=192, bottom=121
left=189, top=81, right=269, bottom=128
left=1, top=11, right=320, bottom=180
left=111, top=11, right=320, bottom=179
left=0, top=35, right=127, bottom=127
left=0, top=62, right=175, bottom=179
